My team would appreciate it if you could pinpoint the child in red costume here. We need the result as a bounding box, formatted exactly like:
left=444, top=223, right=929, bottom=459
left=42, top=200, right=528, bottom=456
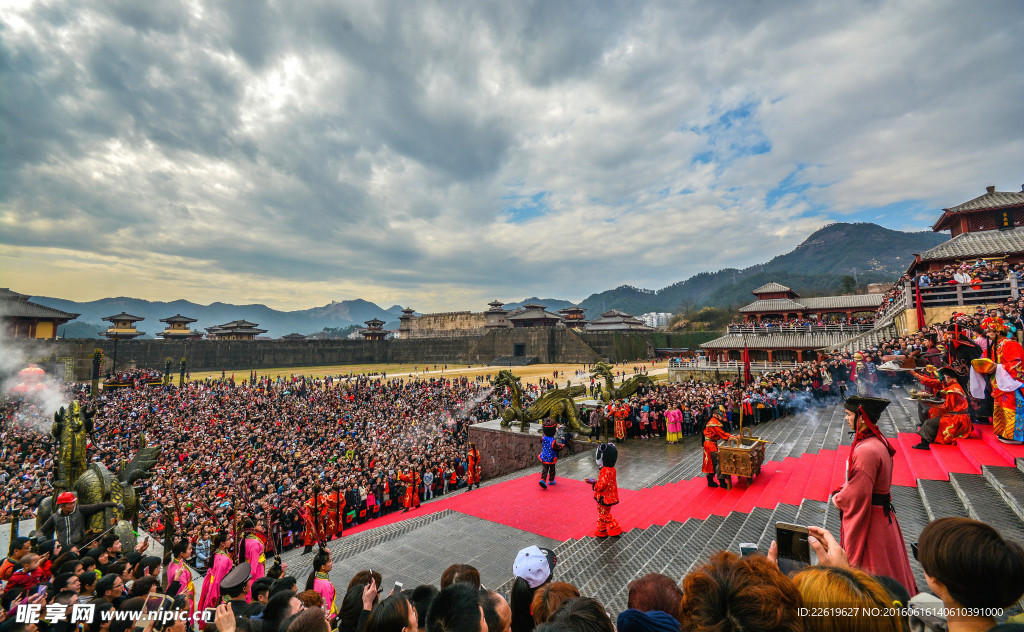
left=586, top=443, right=621, bottom=537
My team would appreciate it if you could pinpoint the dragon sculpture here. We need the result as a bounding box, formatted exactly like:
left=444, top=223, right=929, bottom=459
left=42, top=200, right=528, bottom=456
left=590, top=361, right=653, bottom=403
left=36, top=400, right=161, bottom=549
left=491, top=370, right=587, bottom=434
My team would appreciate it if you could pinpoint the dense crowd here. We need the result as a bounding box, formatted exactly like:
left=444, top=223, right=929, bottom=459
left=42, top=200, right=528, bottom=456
left=1, top=514, right=1022, bottom=632
left=1, top=375, right=500, bottom=547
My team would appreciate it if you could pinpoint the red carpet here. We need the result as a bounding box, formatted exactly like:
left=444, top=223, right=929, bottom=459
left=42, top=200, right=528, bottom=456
left=335, top=429, right=1024, bottom=542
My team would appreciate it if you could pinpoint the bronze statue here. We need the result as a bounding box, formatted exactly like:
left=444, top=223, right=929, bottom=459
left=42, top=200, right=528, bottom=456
left=590, top=361, right=652, bottom=403
left=491, top=370, right=587, bottom=433
left=36, top=400, right=161, bottom=549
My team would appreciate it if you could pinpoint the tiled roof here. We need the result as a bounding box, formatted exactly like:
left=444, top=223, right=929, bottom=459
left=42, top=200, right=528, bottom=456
left=737, top=298, right=806, bottom=313
left=214, top=320, right=260, bottom=328
left=281, top=333, right=307, bottom=340
left=700, top=332, right=852, bottom=349
left=918, top=225, right=1024, bottom=261
left=102, top=312, right=144, bottom=322
left=160, top=314, right=197, bottom=323
left=752, top=282, right=794, bottom=294
left=507, top=306, right=562, bottom=320
left=739, top=294, right=883, bottom=313
left=944, top=188, right=1024, bottom=214
left=798, top=294, right=884, bottom=309
left=0, top=289, right=80, bottom=321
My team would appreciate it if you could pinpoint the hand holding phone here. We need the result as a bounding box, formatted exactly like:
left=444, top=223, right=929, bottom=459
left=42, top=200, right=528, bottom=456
left=775, top=522, right=816, bottom=565
left=391, top=581, right=403, bottom=596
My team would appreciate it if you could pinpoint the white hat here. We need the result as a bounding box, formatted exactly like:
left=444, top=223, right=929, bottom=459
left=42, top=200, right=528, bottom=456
left=512, top=545, right=556, bottom=589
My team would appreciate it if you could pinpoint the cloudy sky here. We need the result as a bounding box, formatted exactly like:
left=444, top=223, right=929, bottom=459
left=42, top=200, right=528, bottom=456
left=1, top=0, right=1021, bottom=312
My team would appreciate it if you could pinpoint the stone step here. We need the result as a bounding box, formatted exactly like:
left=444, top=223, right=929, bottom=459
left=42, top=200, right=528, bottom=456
left=917, top=479, right=970, bottom=522
left=725, top=506, right=775, bottom=555
left=949, top=472, right=1024, bottom=537
left=794, top=498, right=828, bottom=528
left=757, top=503, right=799, bottom=551
left=982, top=465, right=1024, bottom=524
left=694, top=511, right=748, bottom=564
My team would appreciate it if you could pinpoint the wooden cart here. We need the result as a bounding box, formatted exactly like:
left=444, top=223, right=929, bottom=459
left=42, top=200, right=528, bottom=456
left=718, top=428, right=767, bottom=486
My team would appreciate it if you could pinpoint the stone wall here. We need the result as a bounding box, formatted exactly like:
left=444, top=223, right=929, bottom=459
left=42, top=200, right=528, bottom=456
left=12, top=337, right=483, bottom=381
left=468, top=424, right=590, bottom=480
left=465, top=328, right=603, bottom=364
left=7, top=330, right=714, bottom=381
left=402, top=312, right=488, bottom=339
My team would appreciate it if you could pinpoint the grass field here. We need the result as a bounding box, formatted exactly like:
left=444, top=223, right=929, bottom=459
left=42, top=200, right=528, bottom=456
left=187, top=360, right=668, bottom=387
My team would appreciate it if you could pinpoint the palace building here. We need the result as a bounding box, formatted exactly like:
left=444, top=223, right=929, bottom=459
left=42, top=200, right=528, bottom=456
left=738, top=282, right=882, bottom=323
left=205, top=320, right=267, bottom=340
left=359, top=318, right=388, bottom=341
left=157, top=314, right=201, bottom=339
left=0, top=288, right=79, bottom=339
left=585, top=309, right=654, bottom=332
left=908, top=185, right=1024, bottom=275
left=101, top=313, right=145, bottom=339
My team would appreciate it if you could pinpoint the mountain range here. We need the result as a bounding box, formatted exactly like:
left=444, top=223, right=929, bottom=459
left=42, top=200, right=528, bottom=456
left=32, top=222, right=947, bottom=339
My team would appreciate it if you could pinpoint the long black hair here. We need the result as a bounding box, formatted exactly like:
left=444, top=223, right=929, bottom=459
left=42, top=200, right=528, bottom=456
left=509, top=577, right=537, bottom=632
left=305, top=550, right=330, bottom=591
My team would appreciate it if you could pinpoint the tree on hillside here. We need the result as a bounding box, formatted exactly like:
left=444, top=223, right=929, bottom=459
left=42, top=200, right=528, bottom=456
left=839, top=275, right=857, bottom=294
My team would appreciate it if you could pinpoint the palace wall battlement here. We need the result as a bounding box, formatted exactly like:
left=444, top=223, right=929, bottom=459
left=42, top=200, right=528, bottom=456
left=401, top=311, right=488, bottom=338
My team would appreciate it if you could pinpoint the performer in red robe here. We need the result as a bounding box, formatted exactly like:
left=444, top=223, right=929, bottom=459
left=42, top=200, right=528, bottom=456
left=588, top=443, right=621, bottom=537
left=911, top=368, right=972, bottom=449
left=832, top=396, right=917, bottom=596
left=612, top=401, right=628, bottom=442
left=399, top=467, right=421, bottom=512
left=301, top=486, right=327, bottom=554
left=466, top=443, right=481, bottom=491
left=323, top=485, right=345, bottom=540
left=979, top=317, right=1024, bottom=444
left=702, top=407, right=734, bottom=489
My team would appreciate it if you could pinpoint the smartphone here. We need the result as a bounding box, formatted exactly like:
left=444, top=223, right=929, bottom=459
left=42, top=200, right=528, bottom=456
left=775, top=522, right=815, bottom=565
left=393, top=581, right=403, bottom=594
left=36, top=585, right=48, bottom=595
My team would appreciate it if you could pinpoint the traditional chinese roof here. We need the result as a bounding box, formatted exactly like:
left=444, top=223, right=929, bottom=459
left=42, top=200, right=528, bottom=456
left=737, top=298, right=806, bottom=313
left=943, top=186, right=1024, bottom=215
left=0, top=289, right=80, bottom=321
left=364, top=318, right=385, bottom=327
left=102, top=312, right=144, bottom=322
left=506, top=304, right=562, bottom=321
left=586, top=309, right=653, bottom=331
left=752, top=282, right=795, bottom=295
left=917, top=225, right=1024, bottom=262
left=700, top=332, right=852, bottom=350
left=738, top=294, right=882, bottom=313
left=281, top=332, right=307, bottom=340
left=213, top=320, right=260, bottom=329
left=160, top=314, right=197, bottom=324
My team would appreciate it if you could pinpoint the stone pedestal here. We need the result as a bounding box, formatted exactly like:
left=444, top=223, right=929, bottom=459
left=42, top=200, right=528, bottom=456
left=468, top=420, right=591, bottom=480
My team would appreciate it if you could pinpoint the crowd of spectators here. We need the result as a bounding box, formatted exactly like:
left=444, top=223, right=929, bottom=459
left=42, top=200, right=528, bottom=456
left=2, top=516, right=1022, bottom=632
left=1, top=374, right=502, bottom=549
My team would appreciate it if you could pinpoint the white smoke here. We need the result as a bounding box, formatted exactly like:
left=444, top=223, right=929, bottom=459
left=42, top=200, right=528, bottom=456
left=0, top=332, right=71, bottom=433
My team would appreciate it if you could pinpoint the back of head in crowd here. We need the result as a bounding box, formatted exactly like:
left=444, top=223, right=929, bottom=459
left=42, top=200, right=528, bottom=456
left=366, top=592, right=417, bottom=632
left=917, top=517, right=1024, bottom=610
left=626, top=573, right=683, bottom=623
left=510, top=546, right=555, bottom=632
left=679, top=551, right=802, bottom=632
left=479, top=590, right=512, bottom=632
left=441, top=564, right=481, bottom=590
left=531, top=583, right=580, bottom=624
left=793, top=567, right=901, bottom=632
left=426, top=583, right=486, bottom=632
left=284, top=606, right=330, bottom=632
left=550, top=598, right=614, bottom=632
left=410, top=584, right=440, bottom=627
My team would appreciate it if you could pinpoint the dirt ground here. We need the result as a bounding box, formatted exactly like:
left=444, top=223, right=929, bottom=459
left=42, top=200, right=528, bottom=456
left=187, top=359, right=669, bottom=387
